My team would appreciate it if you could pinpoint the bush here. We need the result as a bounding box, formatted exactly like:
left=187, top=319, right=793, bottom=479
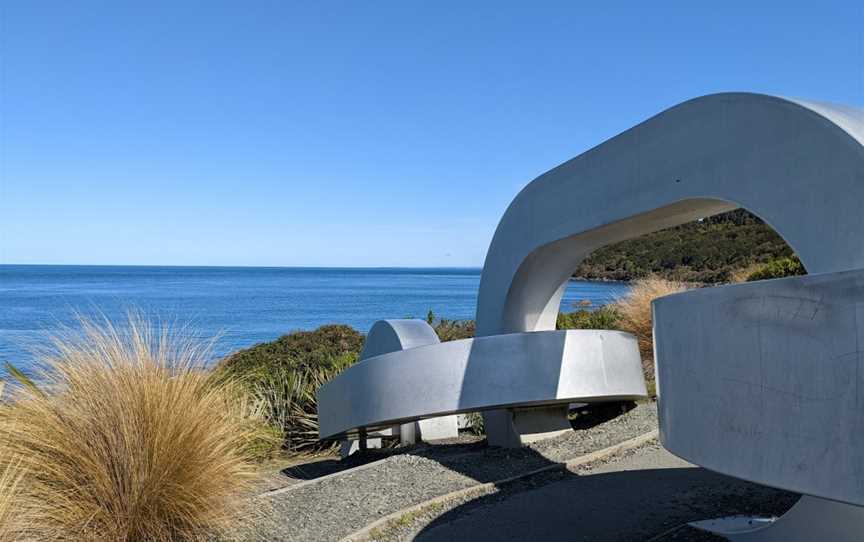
left=0, top=315, right=267, bottom=541
left=218, top=325, right=364, bottom=452
left=556, top=306, right=621, bottom=330
left=426, top=311, right=475, bottom=342
left=220, top=324, right=364, bottom=378
left=746, top=255, right=806, bottom=282
left=251, top=353, right=355, bottom=453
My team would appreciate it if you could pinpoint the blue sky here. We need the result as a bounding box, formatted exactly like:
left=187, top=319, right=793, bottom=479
left=1, top=1, right=862, bottom=267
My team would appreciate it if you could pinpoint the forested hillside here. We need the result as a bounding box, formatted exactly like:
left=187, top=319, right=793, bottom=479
left=573, top=210, right=796, bottom=283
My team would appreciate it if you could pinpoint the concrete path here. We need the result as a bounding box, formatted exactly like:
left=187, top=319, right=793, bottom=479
left=415, top=444, right=797, bottom=542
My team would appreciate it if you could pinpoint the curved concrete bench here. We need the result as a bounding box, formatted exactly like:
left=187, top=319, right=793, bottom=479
left=318, top=329, right=646, bottom=440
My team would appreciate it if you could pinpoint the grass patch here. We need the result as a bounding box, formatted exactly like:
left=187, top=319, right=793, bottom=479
left=0, top=314, right=270, bottom=541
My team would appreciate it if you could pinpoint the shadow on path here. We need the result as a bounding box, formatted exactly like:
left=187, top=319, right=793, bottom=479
left=281, top=401, right=641, bottom=484
left=416, top=464, right=798, bottom=542
left=280, top=436, right=558, bottom=484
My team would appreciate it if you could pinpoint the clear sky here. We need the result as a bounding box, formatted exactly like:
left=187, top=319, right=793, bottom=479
left=1, top=1, right=862, bottom=267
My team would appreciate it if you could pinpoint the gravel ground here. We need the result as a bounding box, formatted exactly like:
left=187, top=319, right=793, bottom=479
left=226, top=402, right=659, bottom=541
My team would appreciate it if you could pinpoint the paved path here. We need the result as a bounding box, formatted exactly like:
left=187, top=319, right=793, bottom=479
left=415, top=444, right=797, bottom=542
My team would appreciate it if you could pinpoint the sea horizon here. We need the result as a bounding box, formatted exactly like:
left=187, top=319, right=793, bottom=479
left=0, top=265, right=631, bottom=372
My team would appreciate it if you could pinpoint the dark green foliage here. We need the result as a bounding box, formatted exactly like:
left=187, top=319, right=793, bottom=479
left=573, top=210, right=794, bottom=283
left=746, top=255, right=806, bottom=282
left=426, top=310, right=476, bottom=342
left=252, top=357, right=355, bottom=452
left=217, top=325, right=364, bottom=452
left=556, top=306, right=621, bottom=330
left=218, top=324, right=364, bottom=380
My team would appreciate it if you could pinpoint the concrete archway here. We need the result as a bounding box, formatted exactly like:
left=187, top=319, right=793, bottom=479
left=475, top=93, right=864, bottom=339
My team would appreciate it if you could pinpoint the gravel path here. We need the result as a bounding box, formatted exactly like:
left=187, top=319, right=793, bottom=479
left=227, top=402, right=659, bottom=541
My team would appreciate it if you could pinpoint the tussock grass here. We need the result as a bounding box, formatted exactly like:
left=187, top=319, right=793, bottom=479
left=0, top=452, right=27, bottom=542
left=612, top=276, right=687, bottom=378
left=0, top=314, right=269, bottom=542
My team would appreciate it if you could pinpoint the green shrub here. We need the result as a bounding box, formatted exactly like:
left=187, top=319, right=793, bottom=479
left=556, top=306, right=621, bottom=330
left=426, top=311, right=475, bottom=342
left=218, top=325, right=363, bottom=453
left=219, top=324, right=363, bottom=378
left=251, top=356, right=355, bottom=453
left=746, top=255, right=806, bottom=282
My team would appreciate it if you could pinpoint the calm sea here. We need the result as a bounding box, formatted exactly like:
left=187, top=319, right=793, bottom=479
left=0, top=265, right=630, bottom=371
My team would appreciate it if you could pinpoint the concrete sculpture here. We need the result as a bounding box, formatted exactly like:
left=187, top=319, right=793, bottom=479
left=319, top=93, right=864, bottom=539
left=339, top=320, right=459, bottom=456
left=318, top=328, right=645, bottom=440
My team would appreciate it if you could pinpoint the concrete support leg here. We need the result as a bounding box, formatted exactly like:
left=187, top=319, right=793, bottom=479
left=399, top=415, right=459, bottom=445
left=339, top=436, right=382, bottom=459
left=484, top=405, right=571, bottom=448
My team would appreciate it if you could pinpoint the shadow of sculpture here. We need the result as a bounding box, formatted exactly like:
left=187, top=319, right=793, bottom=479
left=415, top=467, right=799, bottom=542
left=285, top=402, right=637, bottom=484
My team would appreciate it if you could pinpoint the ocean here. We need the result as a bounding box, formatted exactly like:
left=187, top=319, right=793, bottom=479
left=0, top=265, right=630, bottom=371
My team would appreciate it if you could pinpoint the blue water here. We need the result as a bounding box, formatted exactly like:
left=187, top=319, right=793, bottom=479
left=0, top=265, right=630, bottom=371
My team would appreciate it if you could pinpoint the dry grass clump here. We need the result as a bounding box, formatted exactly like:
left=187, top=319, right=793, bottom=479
left=0, top=379, right=29, bottom=542
left=0, top=315, right=268, bottom=542
left=0, top=453, right=28, bottom=542
left=612, top=276, right=688, bottom=378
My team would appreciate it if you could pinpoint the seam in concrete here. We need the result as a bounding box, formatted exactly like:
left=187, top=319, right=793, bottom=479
left=340, top=430, right=659, bottom=542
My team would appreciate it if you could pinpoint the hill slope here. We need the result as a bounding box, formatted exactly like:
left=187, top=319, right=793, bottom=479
left=573, top=210, right=795, bottom=283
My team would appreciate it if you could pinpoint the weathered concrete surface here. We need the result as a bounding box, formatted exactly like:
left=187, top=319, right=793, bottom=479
left=654, top=269, right=864, bottom=506
left=415, top=445, right=796, bottom=542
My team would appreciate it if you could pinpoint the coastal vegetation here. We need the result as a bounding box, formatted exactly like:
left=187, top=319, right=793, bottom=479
left=0, top=315, right=270, bottom=541
left=745, top=255, right=806, bottom=282
left=217, top=325, right=362, bottom=453
left=573, top=210, right=797, bottom=283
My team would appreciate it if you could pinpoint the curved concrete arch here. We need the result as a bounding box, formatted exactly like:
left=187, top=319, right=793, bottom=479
left=475, top=93, right=864, bottom=338
left=360, top=319, right=442, bottom=359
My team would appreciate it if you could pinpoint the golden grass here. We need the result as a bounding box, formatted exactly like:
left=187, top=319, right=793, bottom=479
left=612, top=276, right=688, bottom=379
left=0, top=315, right=268, bottom=541
left=0, top=453, right=27, bottom=542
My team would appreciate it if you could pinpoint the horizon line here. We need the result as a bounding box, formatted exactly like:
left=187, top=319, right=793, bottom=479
left=0, top=263, right=485, bottom=270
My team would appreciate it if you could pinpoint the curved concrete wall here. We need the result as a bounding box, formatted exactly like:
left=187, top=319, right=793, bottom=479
left=360, top=319, right=441, bottom=359
left=318, top=329, right=645, bottom=439
left=654, top=269, right=864, bottom=506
